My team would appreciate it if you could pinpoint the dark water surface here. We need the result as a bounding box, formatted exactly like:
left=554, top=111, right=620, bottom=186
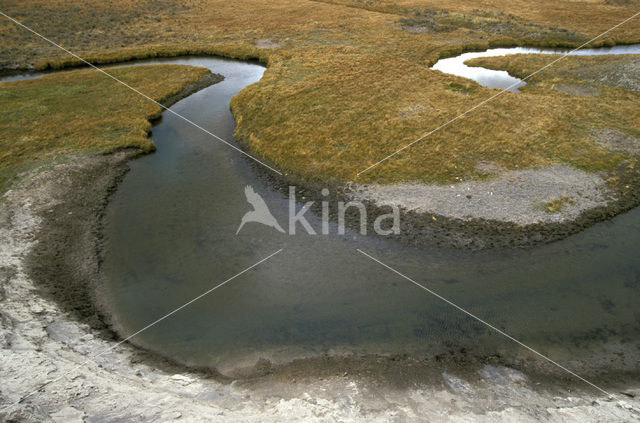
left=95, top=55, right=640, bottom=374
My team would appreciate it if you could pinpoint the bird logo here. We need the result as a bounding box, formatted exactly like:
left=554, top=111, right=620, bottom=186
left=236, top=185, right=285, bottom=235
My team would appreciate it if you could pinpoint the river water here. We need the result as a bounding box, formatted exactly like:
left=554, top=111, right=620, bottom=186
left=431, top=44, right=640, bottom=90
left=4, top=47, right=639, bottom=375
left=98, top=50, right=640, bottom=374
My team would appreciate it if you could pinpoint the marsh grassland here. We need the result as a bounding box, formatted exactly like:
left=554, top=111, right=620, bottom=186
left=2, top=2, right=640, bottom=421
left=0, top=64, right=215, bottom=189
left=1, top=0, right=639, bottom=186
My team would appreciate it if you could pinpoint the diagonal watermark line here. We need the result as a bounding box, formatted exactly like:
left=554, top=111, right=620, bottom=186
left=357, top=9, right=640, bottom=176
left=0, top=248, right=283, bottom=413
left=0, top=11, right=282, bottom=176
left=356, top=248, right=615, bottom=398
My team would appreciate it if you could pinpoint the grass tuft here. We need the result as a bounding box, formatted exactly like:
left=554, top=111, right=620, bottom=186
left=540, top=195, right=575, bottom=213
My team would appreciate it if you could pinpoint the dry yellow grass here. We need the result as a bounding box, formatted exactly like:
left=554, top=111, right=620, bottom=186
left=1, top=0, right=639, bottom=184
left=466, top=52, right=640, bottom=140
left=0, top=64, right=211, bottom=189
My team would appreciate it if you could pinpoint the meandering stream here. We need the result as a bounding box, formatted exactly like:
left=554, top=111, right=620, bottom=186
left=4, top=46, right=640, bottom=376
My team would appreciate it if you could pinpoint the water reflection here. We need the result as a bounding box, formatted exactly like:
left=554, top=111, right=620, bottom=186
left=431, top=45, right=640, bottom=91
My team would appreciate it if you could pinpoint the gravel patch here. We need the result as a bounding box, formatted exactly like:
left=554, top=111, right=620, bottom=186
left=255, top=38, right=282, bottom=49
left=577, top=56, right=640, bottom=92
left=594, top=128, right=640, bottom=155
left=352, top=164, right=610, bottom=225
left=554, top=83, right=600, bottom=96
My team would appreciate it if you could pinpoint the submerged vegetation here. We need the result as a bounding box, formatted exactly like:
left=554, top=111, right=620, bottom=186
left=0, top=0, right=639, bottom=186
left=0, top=64, right=211, bottom=190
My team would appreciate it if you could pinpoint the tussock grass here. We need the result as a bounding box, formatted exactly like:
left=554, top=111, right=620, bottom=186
left=0, top=64, right=210, bottom=190
left=541, top=195, right=575, bottom=213
left=1, top=0, right=639, bottom=185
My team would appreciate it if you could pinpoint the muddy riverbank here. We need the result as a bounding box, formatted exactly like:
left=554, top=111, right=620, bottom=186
left=15, top=149, right=640, bottom=382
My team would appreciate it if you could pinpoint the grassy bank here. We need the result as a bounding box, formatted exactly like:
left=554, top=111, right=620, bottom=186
left=0, top=64, right=212, bottom=190
left=1, top=0, right=639, bottom=185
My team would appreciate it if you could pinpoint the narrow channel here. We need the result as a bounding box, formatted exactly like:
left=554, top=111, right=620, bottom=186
left=431, top=44, right=640, bottom=90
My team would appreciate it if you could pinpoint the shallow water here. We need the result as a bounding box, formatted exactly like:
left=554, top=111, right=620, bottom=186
left=431, top=44, right=640, bottom=90
left=4, top=50, right=640, bottom=375
left=96, top=55, right=640, bottom=374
